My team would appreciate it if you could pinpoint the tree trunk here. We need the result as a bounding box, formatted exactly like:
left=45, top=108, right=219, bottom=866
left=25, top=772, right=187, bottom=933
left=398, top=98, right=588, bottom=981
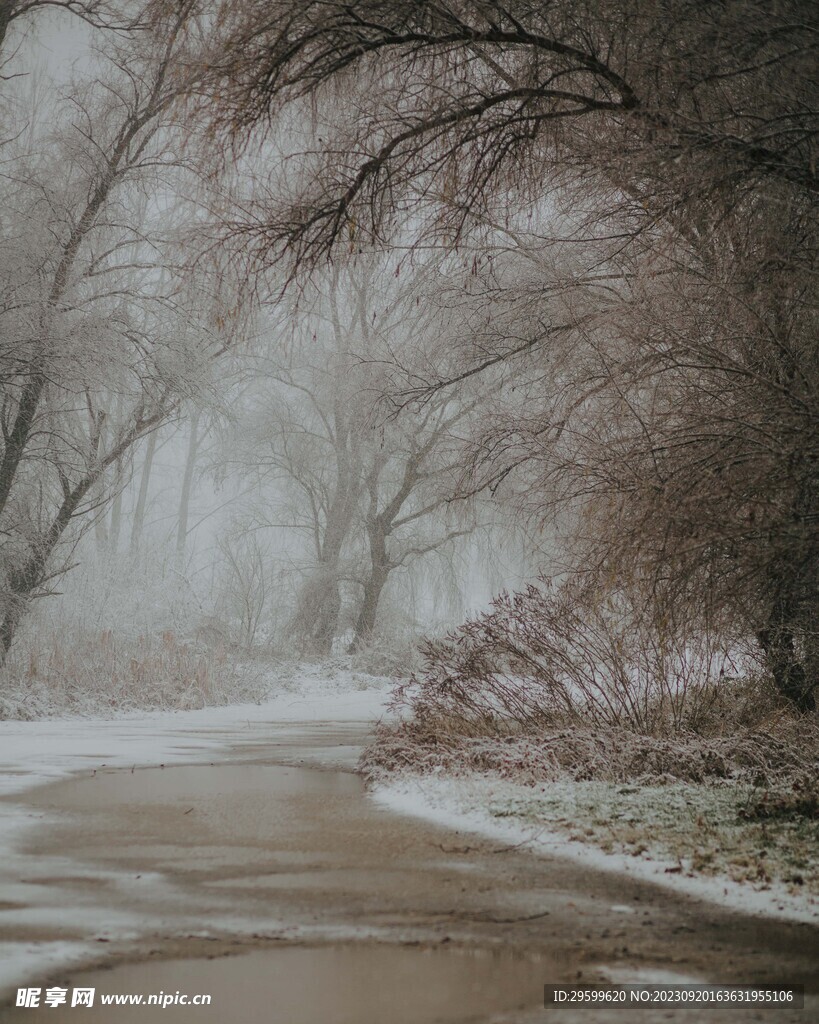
left=0, top=476, right=92, bottom=656
left=758, top=589, right=816, bottom=713
left=290, top=483, right=357, bottom=655
left=758, top=624, right=815, bottom=713
left=309, top=567, right=342, bottom=654
left=0, top=593, right=24, bottom=656
left=290, top=561, right=342, bottom=657
left=129, top=429, right=158, bottom=555
left=175, top=409, right=201, bottom=568
left=350, top=509, right=392, bottom=652
left=108, top=460, right=124, bottom=557
left=0, top=373, right=46, bottom=520
left=350, top=567, right=388, bottom=651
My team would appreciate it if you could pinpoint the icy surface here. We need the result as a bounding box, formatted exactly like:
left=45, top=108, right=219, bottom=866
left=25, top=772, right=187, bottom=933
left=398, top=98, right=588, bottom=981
left=1, top=669, right=814, bottom=999
left=0, top=673, right=392, bottom=994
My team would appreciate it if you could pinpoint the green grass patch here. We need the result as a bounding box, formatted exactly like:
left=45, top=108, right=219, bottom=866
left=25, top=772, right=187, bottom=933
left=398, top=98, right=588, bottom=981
left=484, top=780, right=818, bottom=894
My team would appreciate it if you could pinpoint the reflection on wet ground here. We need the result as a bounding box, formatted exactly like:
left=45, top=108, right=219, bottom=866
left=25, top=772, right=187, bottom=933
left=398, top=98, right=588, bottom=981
left=9, top=944, right=551, bottom=1024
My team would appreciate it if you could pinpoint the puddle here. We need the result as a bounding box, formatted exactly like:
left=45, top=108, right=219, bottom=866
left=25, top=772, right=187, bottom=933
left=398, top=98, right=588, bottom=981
left=3, top=944, right=549, bottom=1023
left=5, top=763, right=524, bottom=935
left=27, top=764, right=362, bottom=809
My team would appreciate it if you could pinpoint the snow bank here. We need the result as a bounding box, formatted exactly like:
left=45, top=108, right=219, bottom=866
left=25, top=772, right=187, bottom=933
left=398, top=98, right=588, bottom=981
left=0, top=675, right=390, bottom=799
left=372, top=775, right=818, bottom=924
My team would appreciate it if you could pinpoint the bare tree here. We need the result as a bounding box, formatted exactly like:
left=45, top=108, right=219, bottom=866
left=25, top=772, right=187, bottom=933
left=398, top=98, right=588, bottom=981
left=206, top=0, right=818, bottom=709
left=349, top=396, right=477, bottom=649
left=426, top=204, right=818, bottom=709
left=0, top=0, right=157, bottom=61
left=219, top=253, right=485, bottom=654
left=210, top=1, right=817, bottom=265
left=0, top=2, right=237, bottom=653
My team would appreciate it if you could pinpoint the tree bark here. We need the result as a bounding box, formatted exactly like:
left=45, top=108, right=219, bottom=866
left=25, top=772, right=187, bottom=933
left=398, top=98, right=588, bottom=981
left=0, top=476, right=91, bottom=654
left=350, top=567, right=388, bottom=650
left=757, top=583, right=816, bottom=713
left=0, top=373, right=47, bottom=520
left=758, top=622, right=815, bottom=713
left=291, top=558, right=343, bottom=656
left=308, top=564, right=342, bottom=655
left=290, top=459, right=359, bottom=655
left=350, top=507, right=391, bottom=651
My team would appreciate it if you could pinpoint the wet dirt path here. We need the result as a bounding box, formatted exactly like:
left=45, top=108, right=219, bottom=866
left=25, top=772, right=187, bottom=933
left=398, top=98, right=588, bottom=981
left=0, top=722, right=816, bottom=1022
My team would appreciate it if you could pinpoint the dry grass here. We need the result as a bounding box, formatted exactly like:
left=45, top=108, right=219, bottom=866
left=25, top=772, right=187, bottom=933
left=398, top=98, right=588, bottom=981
left=400, top=580, right=766, bottom=735
left=363, top=581, right=817, bottom=896
left=365, top=580, right=817, bottom=794
left=362, top=709, right=819, bottom=791
left=0, top=629, right=270, bottom=719
left=467, top=776, right=818, bottom=895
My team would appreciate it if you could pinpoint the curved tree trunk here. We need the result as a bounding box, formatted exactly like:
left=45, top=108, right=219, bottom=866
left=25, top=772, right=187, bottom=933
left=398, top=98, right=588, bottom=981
left=349, top=503, right=392, bottom=652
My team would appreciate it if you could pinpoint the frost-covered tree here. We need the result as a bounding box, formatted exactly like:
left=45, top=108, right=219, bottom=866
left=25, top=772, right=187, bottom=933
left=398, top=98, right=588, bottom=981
left=0, top=2, right=237, bottom=653
left=220, top=254, right=483, bottom=654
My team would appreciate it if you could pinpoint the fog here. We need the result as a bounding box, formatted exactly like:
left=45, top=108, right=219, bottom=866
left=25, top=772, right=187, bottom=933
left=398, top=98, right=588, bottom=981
left=1, top=0, right=815, bottom=722
left=0, top=5, right=551, bottom=712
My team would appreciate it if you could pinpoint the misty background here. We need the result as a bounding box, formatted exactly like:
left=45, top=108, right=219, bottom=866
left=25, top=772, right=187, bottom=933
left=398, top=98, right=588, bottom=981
left=0, top=4, right=549, bottom=716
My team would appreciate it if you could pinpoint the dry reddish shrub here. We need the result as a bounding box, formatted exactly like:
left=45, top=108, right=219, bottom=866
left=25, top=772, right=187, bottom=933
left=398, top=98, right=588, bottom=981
left=362, top=716, right=819, bottom=790
left=364, top=578, right=817, bottom=789
left=391, top=579, right=765, bottom=735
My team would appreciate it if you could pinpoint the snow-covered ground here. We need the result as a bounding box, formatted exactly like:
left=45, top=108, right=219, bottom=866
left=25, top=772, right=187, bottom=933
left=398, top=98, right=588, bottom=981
left=0, top=669, right=391, bottom=799
left=0, top=663, right=815, bottom=1003
left=373, top=774, right=818, bottom=925
left=0, top=669, right=393, bottom=996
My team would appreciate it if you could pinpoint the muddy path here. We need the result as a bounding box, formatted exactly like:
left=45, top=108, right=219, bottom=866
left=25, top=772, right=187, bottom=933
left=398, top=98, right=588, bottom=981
left=0, top=722, right=815, bottom=1022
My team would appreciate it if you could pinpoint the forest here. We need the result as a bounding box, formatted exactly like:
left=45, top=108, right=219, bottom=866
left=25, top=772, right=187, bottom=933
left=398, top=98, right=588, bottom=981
left=0, top=0, right=816, bottom=903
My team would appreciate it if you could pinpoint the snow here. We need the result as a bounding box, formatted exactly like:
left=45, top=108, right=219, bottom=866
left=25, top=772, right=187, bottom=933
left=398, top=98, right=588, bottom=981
left=597, top=966, right=706, bottom=986
left=372, top=775, right=819, bottom=925
left=0, top=681, right=389, bottom=799
left=0, top=942, right=91, bottom=995
left=1, top=666, right=814, bottom=1000
left=0, top=672, right=391, bottom=996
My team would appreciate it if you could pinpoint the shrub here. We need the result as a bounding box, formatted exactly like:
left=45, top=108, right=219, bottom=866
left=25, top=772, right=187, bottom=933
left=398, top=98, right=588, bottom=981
left=391, top=578, right=767, bottom=736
